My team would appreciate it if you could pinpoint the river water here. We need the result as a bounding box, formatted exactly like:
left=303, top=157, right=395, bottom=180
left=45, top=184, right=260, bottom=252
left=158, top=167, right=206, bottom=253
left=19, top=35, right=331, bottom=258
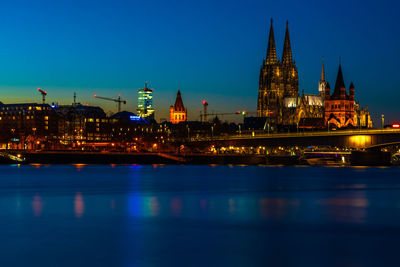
left=1, top=164, right=400, bottom=266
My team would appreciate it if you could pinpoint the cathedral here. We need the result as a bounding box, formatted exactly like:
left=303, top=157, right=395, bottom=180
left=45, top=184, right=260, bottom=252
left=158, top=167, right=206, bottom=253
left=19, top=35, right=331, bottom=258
left=257, top=19, right=372, bottom=129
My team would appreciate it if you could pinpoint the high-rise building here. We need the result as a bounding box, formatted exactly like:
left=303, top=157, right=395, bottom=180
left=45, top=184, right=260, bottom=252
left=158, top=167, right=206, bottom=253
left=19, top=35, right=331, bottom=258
left=137, top=82, right=154, bottom=120
left=170, top=89, right=187, bottom=124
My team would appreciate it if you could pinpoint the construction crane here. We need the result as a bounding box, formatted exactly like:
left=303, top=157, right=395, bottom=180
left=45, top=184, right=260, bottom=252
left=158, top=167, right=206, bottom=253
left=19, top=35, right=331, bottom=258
left=37, top=88, right=47, bottom=104
left=94, top=94, right=127, bottom=112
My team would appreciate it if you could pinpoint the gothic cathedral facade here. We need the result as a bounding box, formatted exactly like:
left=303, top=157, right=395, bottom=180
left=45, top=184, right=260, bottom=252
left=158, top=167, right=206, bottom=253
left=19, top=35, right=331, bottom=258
left=257, top=20, right=371, bottom=129
left=257, top=20, right=299, bottom=125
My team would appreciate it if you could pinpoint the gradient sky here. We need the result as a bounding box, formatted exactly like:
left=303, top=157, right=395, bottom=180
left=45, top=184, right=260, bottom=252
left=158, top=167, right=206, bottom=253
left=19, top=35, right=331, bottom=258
left=0, top=0, right=399, bottom=124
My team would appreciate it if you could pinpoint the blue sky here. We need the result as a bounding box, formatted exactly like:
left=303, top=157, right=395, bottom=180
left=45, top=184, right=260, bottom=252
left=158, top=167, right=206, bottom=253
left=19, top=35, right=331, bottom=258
left=0, top=0, right=399, bottom=123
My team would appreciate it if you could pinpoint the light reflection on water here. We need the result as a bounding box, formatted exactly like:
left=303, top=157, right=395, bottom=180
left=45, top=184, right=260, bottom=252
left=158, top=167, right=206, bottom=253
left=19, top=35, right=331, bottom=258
left=1, top=164, right=400, bottom=266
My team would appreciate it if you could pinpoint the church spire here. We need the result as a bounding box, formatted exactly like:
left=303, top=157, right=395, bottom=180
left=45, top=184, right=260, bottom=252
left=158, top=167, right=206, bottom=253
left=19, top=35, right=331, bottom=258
left=321, top=57, right=325, bottom=81
left=174, top=88, right=185, bottom=111
left=332, top=61, right=346, bottom=98
left=282, top=20, right=293, bottom=65
left=266, top=19, right=277, bottom=64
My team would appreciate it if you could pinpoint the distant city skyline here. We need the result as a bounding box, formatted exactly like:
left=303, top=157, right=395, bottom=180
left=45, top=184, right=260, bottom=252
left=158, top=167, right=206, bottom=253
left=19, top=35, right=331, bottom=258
left=0, top=0, right=399, bottom=124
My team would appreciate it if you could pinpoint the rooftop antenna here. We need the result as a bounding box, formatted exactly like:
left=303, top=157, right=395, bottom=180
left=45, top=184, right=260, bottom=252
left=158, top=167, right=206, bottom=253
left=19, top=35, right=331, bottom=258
left=73, top=92, right=76, bottom=105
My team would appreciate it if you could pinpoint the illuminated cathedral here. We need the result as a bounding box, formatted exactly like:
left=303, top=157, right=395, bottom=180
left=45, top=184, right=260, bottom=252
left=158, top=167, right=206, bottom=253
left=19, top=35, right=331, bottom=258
left=257, top=19, right=372, bottom=129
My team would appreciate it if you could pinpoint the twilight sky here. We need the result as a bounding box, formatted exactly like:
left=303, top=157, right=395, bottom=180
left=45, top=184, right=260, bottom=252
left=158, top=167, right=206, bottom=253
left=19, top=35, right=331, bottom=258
left=0, top=0, right=399, bottom=124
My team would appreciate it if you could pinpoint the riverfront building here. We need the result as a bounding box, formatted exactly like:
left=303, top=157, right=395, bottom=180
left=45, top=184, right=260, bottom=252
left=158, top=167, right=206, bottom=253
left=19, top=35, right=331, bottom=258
left=0, top=103, right=58, bottom=149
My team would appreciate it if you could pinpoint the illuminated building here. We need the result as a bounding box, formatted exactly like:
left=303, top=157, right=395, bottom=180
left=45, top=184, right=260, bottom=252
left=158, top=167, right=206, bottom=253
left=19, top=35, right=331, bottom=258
left=257, top=20, right=299, bottom=124
left=325, top=62, right=372, bottom=128
left=55, top=104, right=110, bottom=143
left=137, top=82, right=154, bottom=120
left=256, top=20, right=371, bottom=129
left=170, top=89, right=187, bottom=124
left=0, top=103, right=58, bottom=149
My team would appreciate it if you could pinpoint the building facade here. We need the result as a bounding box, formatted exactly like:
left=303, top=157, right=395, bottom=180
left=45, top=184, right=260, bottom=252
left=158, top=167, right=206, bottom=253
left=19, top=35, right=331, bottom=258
left=137, top=82, right=154, bottom=120
left=257, top=20, right=299, bottom=125
left=170, top=89, right=187, bottom=124
left=0, top=103, right=59, bottom=149
left=257, top=19, right=371, bottom=129
left=324, top=63, right=372, bottom=128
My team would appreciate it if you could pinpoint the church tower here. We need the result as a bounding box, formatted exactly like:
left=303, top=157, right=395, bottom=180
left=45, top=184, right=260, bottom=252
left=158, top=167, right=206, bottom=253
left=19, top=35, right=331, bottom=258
left=281, top=21, right=299, bottom=99
left=324, top=61, right=355, bottom=128
left=318, top=58, right=327, bottom=101
left=257, top=20, right=299, bottom=125
left=170, top=89, right=187, bottom=124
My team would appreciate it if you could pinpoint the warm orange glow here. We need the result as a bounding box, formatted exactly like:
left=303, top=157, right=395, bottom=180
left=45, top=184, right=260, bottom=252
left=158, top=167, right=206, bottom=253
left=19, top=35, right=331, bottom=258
left=349, top=135, right=371, bottom=148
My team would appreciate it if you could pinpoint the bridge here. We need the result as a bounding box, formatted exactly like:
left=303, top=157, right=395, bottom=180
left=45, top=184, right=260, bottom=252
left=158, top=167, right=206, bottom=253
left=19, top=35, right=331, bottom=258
left=185, top=129, right=400, bottom=150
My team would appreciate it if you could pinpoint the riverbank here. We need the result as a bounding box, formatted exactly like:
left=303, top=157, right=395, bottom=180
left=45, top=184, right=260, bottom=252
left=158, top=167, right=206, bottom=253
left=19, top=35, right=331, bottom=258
left=0, top=150, right=393, bottom=166
left=1, top=151, right=300, bottom=165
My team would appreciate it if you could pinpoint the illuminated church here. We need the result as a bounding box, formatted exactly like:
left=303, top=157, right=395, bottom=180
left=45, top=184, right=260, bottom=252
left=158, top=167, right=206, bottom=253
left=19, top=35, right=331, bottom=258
left=170, top=89, right=187, bottom=124
left=257, top=19, right=372, bottom=129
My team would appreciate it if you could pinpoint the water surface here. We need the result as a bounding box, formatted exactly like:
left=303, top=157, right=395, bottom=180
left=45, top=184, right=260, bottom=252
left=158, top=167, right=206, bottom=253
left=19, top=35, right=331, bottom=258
left=1, top=165, right=400, bottom=266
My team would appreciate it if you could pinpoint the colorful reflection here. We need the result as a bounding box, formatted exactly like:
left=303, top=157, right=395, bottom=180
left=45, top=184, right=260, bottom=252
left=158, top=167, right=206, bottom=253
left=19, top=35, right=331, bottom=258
left=319, top=192, right=369, bottom=224
left=32, top=194, right=43, bottom=217
left=74, top=192, right=85, bottom=218
left=128, top=195, right=161, bottom=218
left=170, top=197, right=182, bottom=216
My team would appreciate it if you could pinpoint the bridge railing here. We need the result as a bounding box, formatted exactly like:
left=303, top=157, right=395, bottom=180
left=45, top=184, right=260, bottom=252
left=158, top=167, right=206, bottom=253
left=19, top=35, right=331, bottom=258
left=187, top=129, right=400, bottom=142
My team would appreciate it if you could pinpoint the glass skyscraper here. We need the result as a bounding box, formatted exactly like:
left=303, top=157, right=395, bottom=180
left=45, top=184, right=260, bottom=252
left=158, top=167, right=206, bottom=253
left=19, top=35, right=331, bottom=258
left=137, top=81, right=154, bottom=120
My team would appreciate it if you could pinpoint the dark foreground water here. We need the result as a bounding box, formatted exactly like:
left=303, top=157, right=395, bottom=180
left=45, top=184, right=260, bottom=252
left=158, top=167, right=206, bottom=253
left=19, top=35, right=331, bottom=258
left=1, top=165, right=400, bottom=267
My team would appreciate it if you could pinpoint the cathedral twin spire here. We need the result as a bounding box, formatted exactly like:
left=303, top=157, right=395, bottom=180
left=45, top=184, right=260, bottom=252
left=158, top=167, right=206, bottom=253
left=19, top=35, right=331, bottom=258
left=266, top=19, right=277, bottom=64
left=266, top=19, right=293, bottom=65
